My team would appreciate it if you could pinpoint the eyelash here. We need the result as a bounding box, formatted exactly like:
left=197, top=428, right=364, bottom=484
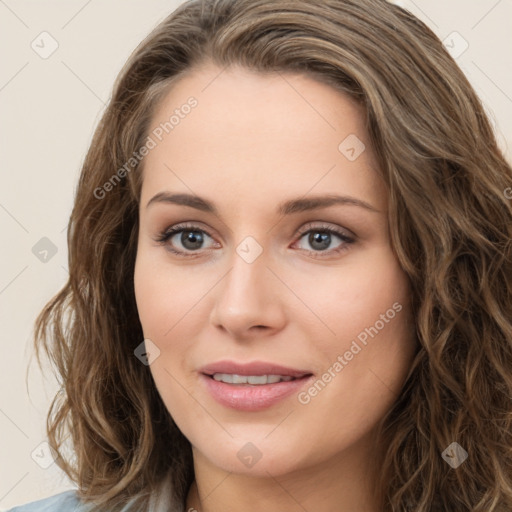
left=154, top=222, right=355, bottom=259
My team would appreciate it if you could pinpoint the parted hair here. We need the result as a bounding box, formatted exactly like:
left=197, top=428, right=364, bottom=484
left=33, top=0, right=512, bottom=510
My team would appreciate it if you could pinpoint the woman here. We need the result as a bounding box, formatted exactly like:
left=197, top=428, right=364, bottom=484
left=8, top=0, right=512, bottom=511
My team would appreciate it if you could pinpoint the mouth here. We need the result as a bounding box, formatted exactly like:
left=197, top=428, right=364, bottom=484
left=208, top=373, right=299, bottom=385
left=199, top=360, right=314, bottom=411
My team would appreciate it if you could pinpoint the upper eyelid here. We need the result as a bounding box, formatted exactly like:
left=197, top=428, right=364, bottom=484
left=296, top=222, right=354, bottom=238
left=162, top=221, right=353, bottom=236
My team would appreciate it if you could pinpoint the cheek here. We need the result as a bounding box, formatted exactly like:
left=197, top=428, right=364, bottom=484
left=133, top=247, right=206, bottom=341
left=289, top=253, right=414, bottom=457
left=286, top=246, right=411, bottom=349
left=133, top=251, right=202, bottom=428
left=133, top=247, right=218, bottom=402
left=310, top=251, right=414, bottom=392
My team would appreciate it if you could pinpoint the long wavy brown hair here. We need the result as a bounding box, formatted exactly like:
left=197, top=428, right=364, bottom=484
left=32, top=0, right=512, bottom=510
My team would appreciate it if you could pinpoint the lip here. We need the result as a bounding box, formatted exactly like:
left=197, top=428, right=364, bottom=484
left=199, top=360, right=314, bottom=411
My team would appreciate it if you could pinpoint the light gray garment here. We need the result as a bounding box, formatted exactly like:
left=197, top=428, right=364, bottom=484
left=5, top=475, right=186, bottom=512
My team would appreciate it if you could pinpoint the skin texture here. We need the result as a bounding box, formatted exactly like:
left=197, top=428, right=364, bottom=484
left=134, top=63, right=417, bottom=512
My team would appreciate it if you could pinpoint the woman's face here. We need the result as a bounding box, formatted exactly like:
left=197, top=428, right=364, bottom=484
left=134, top=63, right=416, bottom=478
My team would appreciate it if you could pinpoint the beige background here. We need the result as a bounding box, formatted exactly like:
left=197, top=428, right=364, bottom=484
left=1, top=0, right=511, bottom=509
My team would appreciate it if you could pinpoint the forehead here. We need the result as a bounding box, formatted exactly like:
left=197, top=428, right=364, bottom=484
left=140, top=63, right=386, bottom=215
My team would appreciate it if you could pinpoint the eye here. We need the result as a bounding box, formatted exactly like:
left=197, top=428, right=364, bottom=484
left=293, top=223, right=355, bottom=258
left=154, top=223, right=217, bottom=257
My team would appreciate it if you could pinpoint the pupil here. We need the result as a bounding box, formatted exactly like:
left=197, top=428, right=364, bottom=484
left=310, top=232, right=330, bottom=251
left=182, top=230, right=203, bottom=249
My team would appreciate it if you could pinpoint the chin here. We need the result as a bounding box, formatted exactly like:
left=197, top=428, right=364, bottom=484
left=193, top=435, right=315, bottom=477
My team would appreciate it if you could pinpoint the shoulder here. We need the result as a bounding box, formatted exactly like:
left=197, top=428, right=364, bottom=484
left=5, top=478, right=186, bottom=512
left=5, top=490, right=87, bottom=512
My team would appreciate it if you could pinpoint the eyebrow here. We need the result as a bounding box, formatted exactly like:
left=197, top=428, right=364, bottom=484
left=146, top=192, right=380, bottom=215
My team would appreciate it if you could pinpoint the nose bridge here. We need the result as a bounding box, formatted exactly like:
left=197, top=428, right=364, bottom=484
left=222, top=236, right=269, bottom=310
left=210, top=234, right=284, bottom=333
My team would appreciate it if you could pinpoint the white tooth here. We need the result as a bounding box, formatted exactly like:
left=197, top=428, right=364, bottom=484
left=247, top=375, right=268, bottom=385
left=213, top=373, right=234, bottom=383
left=212, top=373, right=296, bottom=385
left=232, top=374, right=248, bottom=384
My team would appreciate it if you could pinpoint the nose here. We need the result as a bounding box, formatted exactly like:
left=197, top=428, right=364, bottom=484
left=209, top=244, right=286, bottom=340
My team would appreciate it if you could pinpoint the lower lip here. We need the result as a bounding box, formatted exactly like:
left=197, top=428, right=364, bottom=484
left=201, top=373, right=314, bottom=411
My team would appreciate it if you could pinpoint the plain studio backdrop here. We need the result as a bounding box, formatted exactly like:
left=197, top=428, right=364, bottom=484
left=0, top=0, right=511, bottom=509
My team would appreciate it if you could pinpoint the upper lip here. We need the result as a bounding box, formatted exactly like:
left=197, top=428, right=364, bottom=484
left=200, top=360, right=313, bottom=378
